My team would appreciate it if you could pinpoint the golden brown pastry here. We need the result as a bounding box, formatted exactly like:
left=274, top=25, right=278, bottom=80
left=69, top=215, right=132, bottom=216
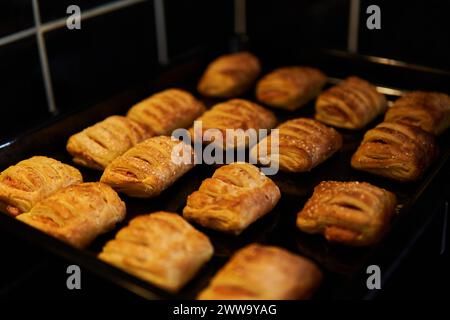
left=384, top=91, right=450, bottom=135
left=198, top=244, right=322, bottom=300
left=0, top=156, right=82, bottom=217
left=351, top=122, right=437, bottom=182
left=127, top=88, right=205, bottom=136
left=256, top=66, right=327, bottom=110
left=297, top=181, right=397, bottom=246
left=198, top=52, right=261, bottom=98
left=190, top=99, right=276, bottom=149
left=183, top=163, right=280, bottom=235
left=17, top=182, right=125, bottom=248
left=250, top=118, right=342, bottom=172
left=66, top=116, right=153, bottom=170
left=100, top=136, right=195, bottom=197
left=315, top=76, right=387, bottom=129
left=99, top=211, right=213, bottom=293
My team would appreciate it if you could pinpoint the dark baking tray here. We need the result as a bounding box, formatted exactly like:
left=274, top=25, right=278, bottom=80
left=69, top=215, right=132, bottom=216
left=0, top=47, right=449, bottom=300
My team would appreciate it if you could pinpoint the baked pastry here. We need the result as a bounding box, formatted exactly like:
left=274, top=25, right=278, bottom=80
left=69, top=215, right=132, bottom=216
left=66, top=116, right=153, bottom=170
left=190, top=99, right=276, bottom=149
left=256, top=66, right=327, bottom=110
left=250, top=117, right=342, bottom=172
left=0, top=156, right=82, bottom=217
left=198, top=244, right=322, bottom=300
left=384, top=91, right=450, bottom=135
left=315, top=76, right=387, bottom=129
left=99, top=211, right=213, bottom=293
left=297, top=181, right=397, bottom=246
left=351, top=122, right=437, bottom=182
left=198, top=52, right=261, bottom=98
left=127, top=88, right=205, bottom=136
left=183, top=163, right=280, bottom=235
left=100, top=136, right=195, bottom=197
left=17, top=182, right=125, bottom=248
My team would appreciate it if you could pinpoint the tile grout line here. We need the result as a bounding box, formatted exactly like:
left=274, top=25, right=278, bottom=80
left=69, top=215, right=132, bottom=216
left=0, top=27, right=36, bottom=47
left=32, top=0, right=57, bottom=114
left=347, top=0, right=360, bottom=53
left=154, top=0, right=169, bottom=65
left=234, top=0, right=247, bottom=36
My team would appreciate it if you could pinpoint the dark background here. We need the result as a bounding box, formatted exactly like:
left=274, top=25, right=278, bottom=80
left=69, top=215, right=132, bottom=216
left=0, top=0, right=449, bottom=299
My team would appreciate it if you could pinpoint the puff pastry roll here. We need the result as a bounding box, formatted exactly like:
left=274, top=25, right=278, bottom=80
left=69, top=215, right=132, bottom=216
left=127, top=88, right=205, bottom=136
left=384, top=91, right=450, bottom=135
left=250, top=118, right=342, bottom=172
left=198, top=244, right=322, bottom=300
left=297, top=181, right=396, bottom=246
left=198, top=52, right=261, bottom=98
left=256, top=66, right=327, bottom=110
left=0, top=156, right=82, bottom=217
left=190, top=99, right=276, bottom=149
left=66, top=116, right=153, bottom=170
left=17, top=182, right=125, bottom=248
left=101, top=136, right=195, bottom=197
left=315, top=76, right=387, bottom=129
left=183, top=163, right=280, bottom=235
left=99, top=212, right=213, bottom=292
left=351, top=122, right=437, bottom=182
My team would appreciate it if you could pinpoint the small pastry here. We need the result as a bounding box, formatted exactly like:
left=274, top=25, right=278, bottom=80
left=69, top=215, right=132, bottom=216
left=100, top=136, right=195, bottom=197
left=190, top=99, right=276, bottom=149
left=66, top=115, right=153, bottom=170
left=351, top=122, right=437, bottom=182
left=17, top=182, right=126, bottom=248
left=127, top=88, right=205, bottom=136
left=256, top=66, right=327, bottom=110
left=198, top=52, right=261, bottom=98
left=250, top=117, right=342, bottom=172
left=315, top=76, right=387, bottom=129
left=183, top=162, right=281, bottom=235
left=297, top=181, right=397, bottom=246
left=99, top=211, right=213, bottom=293
left=384, top=91, right=450, bottom=135
left=0, top=156, right=82, bottom=217
left=198, top=244, right=322, bottom=300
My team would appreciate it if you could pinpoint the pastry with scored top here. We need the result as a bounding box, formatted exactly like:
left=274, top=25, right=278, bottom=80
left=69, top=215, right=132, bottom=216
left=99, top=211, right=213, bottom=293
left=198, top=244, right=322, bottom=300
left=0, top=156, right=82, bottom=217
left=198, top=52, right=261, bottom=98
left=315, top=76, right=387, bottom=129
left=127, top=88, right=205, bottom=136
left=101, top=136, right=195, bottom=197
left=296, top=181, right=397, bottom=246
left=183, top=162, right=280, bottom=235
left=66, top=115, right=153, bottom=170
left=250, top=117, right=342, bottom=172
left=17, top=182, right=125, bottom=248
left=351, top=122, right=437, bottom=182
left=384, top=91, right=450, bottom=135
left=256, top=66, right=327, bottom=110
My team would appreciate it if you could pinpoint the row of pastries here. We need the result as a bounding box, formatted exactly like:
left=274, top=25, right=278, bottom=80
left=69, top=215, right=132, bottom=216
left=0, top=51, right=449, bottom=299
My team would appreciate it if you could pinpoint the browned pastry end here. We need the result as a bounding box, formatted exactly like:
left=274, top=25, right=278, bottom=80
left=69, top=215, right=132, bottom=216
left=351, top=122, right=437, bottom=182
left=384, top=91, right=450, bottom=135
left=189, top=99, right=276, bottom=149
left=0, top=156, right=82, bottom=217
left=198, top=52, right=261, bottom=98
left=66, top=115, right=153, bottom=170
left=183, top=163, right=280, bottom=235
left=198, top=244, right=322, bottom=300
left=256, top=66, right=327, bottom=110
left=315, top=76, right=387, bottom=129
left=127, top=88, right=205, bottom=136
left=17, top=182, right=126, bottom=248
left=100, top=136, right=195, bottom=197
left=297, top=181, right=397, bottom=246
left=250, top=117, right=342, bottom=172
left=99, top=212, right=213, bottom=293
